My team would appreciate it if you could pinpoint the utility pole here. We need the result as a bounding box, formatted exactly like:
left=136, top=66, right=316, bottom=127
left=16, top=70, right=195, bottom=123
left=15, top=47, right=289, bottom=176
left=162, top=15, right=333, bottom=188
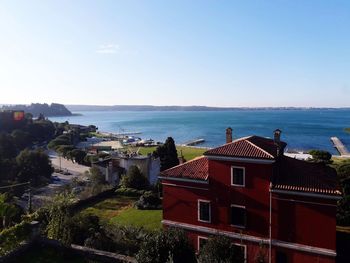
left=59, top=153, right=62, bottom=172
left=28, top=188, right=32, bottom=213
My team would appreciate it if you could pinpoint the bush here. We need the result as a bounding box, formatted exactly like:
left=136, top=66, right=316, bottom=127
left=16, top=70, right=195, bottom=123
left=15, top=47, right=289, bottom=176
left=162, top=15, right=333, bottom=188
left=120, top=165, right=149, bottom=190
left=135, top=192, right=161, bottom=210
left=89, top=166, right=106, bottom=185
left=337, top=163, right=350, bottom=180
left=308, top=150, right=332, bottom=164
left=104, top=225, right=149, bottom=256
left=115, top=187, right=146, bottom=197
left=0, top=221, right=31, bottom=256
left=198, top=235, right=245, bottom=263
left=136, top=228, right=196, bottom=263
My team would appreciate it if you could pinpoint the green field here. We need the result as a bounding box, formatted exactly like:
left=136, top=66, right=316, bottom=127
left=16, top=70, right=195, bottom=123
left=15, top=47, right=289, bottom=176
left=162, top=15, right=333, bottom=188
left=110, top=207, right=162, bottom=231
left=80, top=195, right=162, bottom=231
left=131, top=145, right=207, bottom=161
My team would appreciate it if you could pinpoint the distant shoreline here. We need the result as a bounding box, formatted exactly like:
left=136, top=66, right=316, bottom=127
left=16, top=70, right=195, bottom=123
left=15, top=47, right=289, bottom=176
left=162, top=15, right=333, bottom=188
left=66, top=104, right=350, bottom=112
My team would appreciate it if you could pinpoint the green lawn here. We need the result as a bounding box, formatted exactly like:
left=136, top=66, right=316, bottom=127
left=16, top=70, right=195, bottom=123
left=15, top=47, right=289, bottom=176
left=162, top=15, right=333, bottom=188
left=79, top=195, right=162, bottom=231
left=80, top=196, right=137, bottom=224
left=110, top=207, right=162, bottom=231
left=132, top=145, right=206, bottom=161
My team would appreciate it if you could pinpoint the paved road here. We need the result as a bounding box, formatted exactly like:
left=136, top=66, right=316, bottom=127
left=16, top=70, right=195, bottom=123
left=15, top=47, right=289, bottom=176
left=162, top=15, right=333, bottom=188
left=18, top=151, right=91, bottom=210
left=48, top=151, right=90, bottom=175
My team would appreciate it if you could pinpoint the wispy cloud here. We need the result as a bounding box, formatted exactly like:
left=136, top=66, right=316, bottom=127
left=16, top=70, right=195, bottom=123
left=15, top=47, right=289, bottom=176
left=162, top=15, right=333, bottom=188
left=96, top=44, right=120, bottom=54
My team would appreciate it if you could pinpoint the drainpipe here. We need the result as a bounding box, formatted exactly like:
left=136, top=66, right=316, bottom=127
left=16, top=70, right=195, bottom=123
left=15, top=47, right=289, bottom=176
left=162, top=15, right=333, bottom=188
left=269, top=182, right=272, bottom=263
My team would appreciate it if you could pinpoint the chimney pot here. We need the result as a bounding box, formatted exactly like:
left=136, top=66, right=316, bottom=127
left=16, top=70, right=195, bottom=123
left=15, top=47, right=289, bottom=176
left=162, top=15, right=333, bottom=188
left=274, top=129, right=281, bottom=144
left=226, top=127, right=233, bottom=143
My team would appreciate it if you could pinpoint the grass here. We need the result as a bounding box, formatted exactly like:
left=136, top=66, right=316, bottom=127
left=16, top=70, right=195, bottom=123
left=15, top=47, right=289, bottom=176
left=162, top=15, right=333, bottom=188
left=110, top=207, right=162, bottom=231
left=79, top=195, right=162, bottom=231
left=131, top=145, right=207, bottom=161
left=80, top=196, right=138, bottom=224
left=331, top=157, right=350, bottom=167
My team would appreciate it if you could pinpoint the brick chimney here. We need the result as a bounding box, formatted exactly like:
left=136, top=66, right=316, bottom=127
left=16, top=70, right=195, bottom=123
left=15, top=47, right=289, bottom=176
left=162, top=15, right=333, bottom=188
left=226, top=127, right=233, bottom=143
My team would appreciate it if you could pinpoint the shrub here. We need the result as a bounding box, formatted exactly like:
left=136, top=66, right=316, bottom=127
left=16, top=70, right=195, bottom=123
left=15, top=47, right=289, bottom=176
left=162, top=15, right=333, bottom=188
left=136, top=228, right=196, bottom=263
left=0, top=221, right=31, bottom=256
left=120, top=165, right=149, bottom=190
left=337, top=163, right=350, bottom=179
left=198, top=235, right=245, bottom=263
left=308, top=150, right=332, bottom=164
left=89, top=166, right=106, bottom=185
left=115, top=187, right=146, bottom=197
left=135, top=192, right=161, bottom=210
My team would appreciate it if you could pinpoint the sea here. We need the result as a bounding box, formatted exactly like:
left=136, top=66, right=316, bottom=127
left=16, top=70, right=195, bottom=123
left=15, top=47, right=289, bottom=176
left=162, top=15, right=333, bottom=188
left=49, top=109, right=350, bottom=154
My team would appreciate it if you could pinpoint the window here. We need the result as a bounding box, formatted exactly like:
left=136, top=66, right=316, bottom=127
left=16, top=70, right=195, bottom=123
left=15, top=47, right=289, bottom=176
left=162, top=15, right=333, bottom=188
left=230, top=205, right=246, bottom=227
left=232, top=243, right=246, bottom=263
left=198, top=200, right=211, bottom=223
left=198, top=236, right=208, bottom=251
left=231, top=166, right=245, bottom=186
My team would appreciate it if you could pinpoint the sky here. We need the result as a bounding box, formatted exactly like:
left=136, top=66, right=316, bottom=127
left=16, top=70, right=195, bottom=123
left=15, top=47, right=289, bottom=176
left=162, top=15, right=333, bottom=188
left=0, top=0, right=349, bottom=107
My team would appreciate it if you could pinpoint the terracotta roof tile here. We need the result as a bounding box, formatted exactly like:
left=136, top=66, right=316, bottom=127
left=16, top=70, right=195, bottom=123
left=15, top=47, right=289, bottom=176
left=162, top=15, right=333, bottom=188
left=204, top=136, right=286, bottom=159
left=160, top=156, right=208, bottom=181
left=272, top=156, right=342, bottom=196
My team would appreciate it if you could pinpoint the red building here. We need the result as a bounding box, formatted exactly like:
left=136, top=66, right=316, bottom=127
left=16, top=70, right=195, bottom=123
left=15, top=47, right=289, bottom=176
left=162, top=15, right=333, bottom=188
left=160, top=129, right=341, bottom=263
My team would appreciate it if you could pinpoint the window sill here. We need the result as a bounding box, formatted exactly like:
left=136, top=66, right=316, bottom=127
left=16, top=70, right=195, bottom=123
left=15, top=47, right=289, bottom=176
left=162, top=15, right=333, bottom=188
left=198, top=219, right=211, bottom=223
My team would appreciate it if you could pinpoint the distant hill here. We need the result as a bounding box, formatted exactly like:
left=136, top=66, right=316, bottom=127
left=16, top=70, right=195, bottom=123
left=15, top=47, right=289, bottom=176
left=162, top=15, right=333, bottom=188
left=65, top=104, right=350, bottom=112
left=1, top=103, right=72, bottom=117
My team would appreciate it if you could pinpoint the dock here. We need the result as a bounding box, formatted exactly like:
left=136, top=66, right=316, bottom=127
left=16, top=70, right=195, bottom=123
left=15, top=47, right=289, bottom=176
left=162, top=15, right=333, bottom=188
left=182, top=138, right=205, bottom=146
left=330, top=137, right=350, bottom=156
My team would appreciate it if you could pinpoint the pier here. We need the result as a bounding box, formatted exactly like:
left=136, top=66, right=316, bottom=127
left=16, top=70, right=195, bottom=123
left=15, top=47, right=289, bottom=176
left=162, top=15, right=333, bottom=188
left=330, top=137, right=350, bottom=156
left=182, top=138, right=205, bottom=146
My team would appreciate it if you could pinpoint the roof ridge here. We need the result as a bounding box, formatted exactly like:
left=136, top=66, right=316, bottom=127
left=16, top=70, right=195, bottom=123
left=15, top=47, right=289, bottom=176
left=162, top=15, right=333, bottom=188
left=245, top=139, right=275, bottom=158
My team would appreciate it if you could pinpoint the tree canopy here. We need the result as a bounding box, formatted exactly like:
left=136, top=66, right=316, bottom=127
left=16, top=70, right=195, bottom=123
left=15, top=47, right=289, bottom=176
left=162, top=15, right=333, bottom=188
left=120, top=165, right=149, bottom=190
left=198, top=235, right=245, bottom=263
left=136, top=228, right=196, bottom=263
left=16, top=149, right=54, bottom=187
left=153, top=137, right=179, bottom=171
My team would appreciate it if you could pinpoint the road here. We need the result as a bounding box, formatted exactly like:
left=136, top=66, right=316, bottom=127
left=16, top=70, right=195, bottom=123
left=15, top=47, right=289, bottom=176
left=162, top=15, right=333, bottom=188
left=18, top=151, right=91, bottom=210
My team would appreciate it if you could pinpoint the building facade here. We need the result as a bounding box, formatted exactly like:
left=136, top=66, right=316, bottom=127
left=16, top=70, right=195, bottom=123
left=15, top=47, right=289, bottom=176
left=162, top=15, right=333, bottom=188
left=160, top=129, right=341, bottom=263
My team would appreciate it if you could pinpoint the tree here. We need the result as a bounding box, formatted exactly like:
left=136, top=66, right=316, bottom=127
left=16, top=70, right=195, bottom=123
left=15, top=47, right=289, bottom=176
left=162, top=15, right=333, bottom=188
left=89, top=166, right=106, bottom=185
left=0, top=194, right=20, bottom=229
left=136, top=228, right=196, bottom=263
left=46, top=192, right=75, bottom=245
left=56, top=145, right=75, bottom=159
left=198, top=235, right=245, bottom=263
left=70, top=149, right=87, bottom=164
left=11, top=129, right=32, bottom=150
left=0, top=133, right=17, bottom=159
left=308, top=150, right=332, bottom=164
left=153, top=137, right=179, bottom=171
left=120, top=165, right=149, bottom=190
left=16, top=149, right=54, bottom=187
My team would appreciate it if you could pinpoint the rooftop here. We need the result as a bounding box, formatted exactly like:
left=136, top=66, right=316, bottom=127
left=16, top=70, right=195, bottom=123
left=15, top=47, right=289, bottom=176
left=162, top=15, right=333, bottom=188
left=272, top=156, right=341, bottom=196
left=204, top=135, right=286, bottom=160
left=160, top=156, right=208, bottom=181
left=161, top=134, right=341, bottom=196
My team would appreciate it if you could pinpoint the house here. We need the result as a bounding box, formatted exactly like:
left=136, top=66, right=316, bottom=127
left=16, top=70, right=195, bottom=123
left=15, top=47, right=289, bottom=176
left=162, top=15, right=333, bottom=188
left=93, top=153, right=160, bottom=185
left=160, top=128, right=341, bottom=263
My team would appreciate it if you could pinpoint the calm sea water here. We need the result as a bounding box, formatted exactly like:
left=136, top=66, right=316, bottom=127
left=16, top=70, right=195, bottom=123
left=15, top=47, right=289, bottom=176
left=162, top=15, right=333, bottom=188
left=49, top=110, right=350, bottom=154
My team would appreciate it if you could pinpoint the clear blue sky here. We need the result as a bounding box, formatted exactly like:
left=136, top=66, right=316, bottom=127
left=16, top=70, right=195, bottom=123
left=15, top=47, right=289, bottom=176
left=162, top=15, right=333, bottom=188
left=0, top=0, right=349, bottom=107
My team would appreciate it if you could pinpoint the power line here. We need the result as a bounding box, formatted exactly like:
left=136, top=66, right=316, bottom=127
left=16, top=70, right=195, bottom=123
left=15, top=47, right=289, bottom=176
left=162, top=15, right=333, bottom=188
left=0, top=182, right=30, bottom=190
